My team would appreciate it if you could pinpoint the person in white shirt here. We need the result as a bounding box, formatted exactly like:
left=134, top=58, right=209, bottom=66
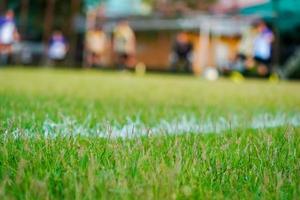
left=253, top=20, right=274, bottom=76
left=47, top=30, right=69, bottom=66
left=0, top=10, right=19, bottom=66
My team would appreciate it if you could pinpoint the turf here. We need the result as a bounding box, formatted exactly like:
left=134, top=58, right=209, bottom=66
left=0, top=68, right=300, bottom=199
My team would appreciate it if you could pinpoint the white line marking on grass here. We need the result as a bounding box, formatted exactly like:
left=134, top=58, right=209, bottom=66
left=40, top=112, right=300, bottom=138
left=5, top=113, right=300, bottom=139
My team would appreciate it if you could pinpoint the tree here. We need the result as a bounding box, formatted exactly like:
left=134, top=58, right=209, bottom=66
left=43, top=0, right=55, bottom=44
left=0, top=0, right=8, bottom=13
left=20, top=0, right=29, bottom=35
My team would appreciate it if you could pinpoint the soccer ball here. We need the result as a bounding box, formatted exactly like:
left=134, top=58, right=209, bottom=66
left=204, top=67, right=219, bottom=81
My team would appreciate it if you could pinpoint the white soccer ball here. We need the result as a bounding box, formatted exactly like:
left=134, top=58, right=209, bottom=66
left=204, top=67, right=219, bottom=81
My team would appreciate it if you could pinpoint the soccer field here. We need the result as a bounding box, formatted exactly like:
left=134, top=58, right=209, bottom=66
left=0, top=68, right=300, bottom=199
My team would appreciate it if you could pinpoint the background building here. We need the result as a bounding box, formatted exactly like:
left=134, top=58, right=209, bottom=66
left=1, top=0, right=300, bottom=76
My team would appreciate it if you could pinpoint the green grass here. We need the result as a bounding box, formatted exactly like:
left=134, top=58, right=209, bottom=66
left=0, top=68, right=300, bottom=199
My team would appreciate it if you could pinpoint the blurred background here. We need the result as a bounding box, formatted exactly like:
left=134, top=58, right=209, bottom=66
left=0, top=0, right=300, bottom=79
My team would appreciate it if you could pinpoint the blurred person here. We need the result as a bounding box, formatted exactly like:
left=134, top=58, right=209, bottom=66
left=170, top=32, right=193, bottom=73
left=224, top=23, right=257, bottom=75
left=85, top=26, right=107, bottom=68
left=228, top=20, right=274, bottom=78
left=0, top=10, right=19, bottom=66
left=252, top=20, right=274, bottom=77
left=47, top=30, right=68, bottom=66
left=113, top=19, right=136, bottom=70
left=235, top=23, right=257, bottom=72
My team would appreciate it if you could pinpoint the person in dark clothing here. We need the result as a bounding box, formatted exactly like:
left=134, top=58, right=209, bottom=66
left=170, top=32, right=193, bottom=73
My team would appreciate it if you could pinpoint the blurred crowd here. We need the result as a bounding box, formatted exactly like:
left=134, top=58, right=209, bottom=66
left=223, top=20, right=274, bottom=77
left=0, top=9, right=276, bottom=79
left=85, top=19, right=136, bottom=70
left=0, top=9, right=137, bottom=70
